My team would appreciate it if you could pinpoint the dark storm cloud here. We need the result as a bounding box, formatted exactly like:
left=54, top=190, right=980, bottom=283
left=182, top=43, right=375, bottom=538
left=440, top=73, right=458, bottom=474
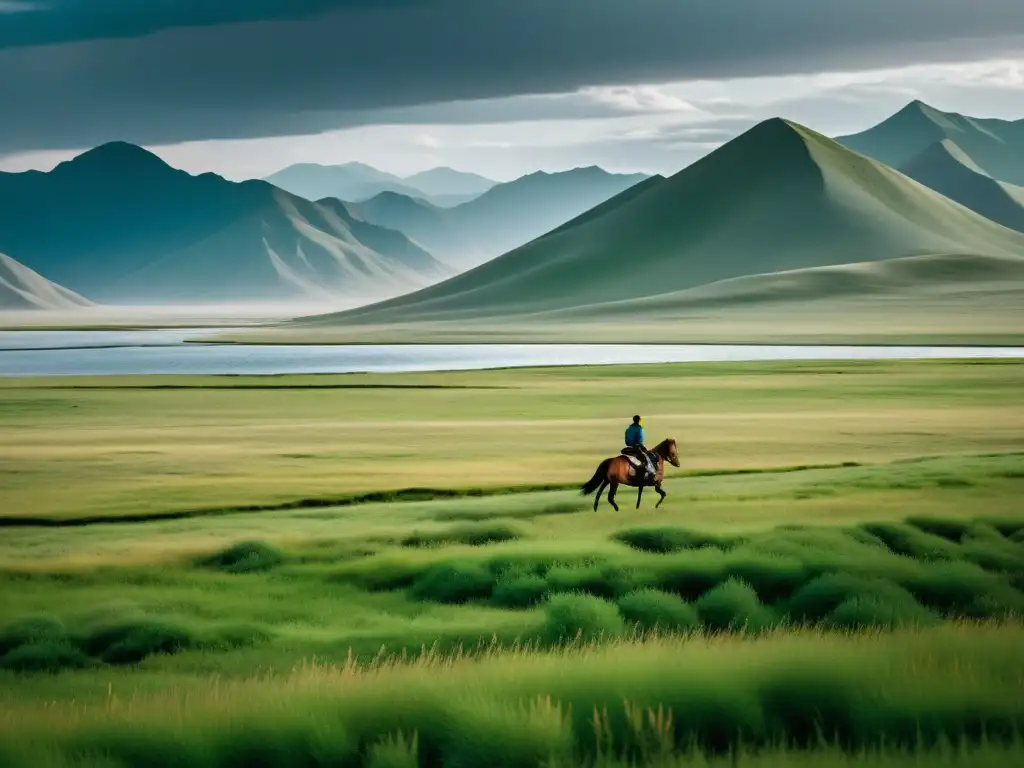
left=1, top=0, right=1023, bottom=153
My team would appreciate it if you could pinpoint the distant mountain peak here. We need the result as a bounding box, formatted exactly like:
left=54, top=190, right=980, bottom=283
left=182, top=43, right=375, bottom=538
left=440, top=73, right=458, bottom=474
left=57, top=141, right=172, bottom=174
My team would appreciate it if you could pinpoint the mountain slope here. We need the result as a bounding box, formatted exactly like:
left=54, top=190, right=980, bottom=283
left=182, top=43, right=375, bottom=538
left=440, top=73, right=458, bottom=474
left=403, top=167, right=497, bottom=199
left=0, top=252, right=94, bottom=310
left=0, top=144, right=451, bottom=303
left=838, top=101, right=1024, bottom=185
left=295, top=119, right=1024, bottom=329
left=263, top=162, right=427, bottom=204
left=900, top=140, right=1024, bottom=234
left=353, top=167, right=654, bottom=270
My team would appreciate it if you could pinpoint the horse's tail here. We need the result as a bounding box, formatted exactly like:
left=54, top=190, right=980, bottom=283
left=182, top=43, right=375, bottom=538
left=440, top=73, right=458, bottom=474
left=580, top=458, right=613, bottom=496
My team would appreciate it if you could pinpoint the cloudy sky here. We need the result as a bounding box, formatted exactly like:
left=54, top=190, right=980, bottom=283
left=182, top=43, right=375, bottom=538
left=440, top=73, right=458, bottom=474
left=1, top=0, right=1022, bottom=181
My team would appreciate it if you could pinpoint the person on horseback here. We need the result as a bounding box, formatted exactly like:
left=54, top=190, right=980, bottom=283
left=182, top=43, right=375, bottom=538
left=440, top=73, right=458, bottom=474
left=624, top=415, right=656, bottom=482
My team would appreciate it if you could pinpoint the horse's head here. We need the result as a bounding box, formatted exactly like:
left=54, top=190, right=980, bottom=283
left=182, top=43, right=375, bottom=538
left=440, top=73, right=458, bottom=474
left=656, top=438, right=681, bottom=467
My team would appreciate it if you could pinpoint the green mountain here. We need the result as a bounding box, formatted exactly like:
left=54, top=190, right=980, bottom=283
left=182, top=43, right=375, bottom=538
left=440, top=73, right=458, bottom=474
left=900, top=140, right=1024, bottom=234
left=0, top=143, right=451, bottom=304
left=0, top=251, right=94, bottom=310
left=352, top=167, right=654, bottom=270
left=838, top=101, right=1024, bottom=185
left=294, top=119, right=1024, bottom=330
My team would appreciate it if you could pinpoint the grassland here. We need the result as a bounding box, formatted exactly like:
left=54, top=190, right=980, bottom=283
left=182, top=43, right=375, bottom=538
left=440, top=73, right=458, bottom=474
left=1, top=360, right=1022, bottom=765
left=3, top=359, right=1023, bottom=522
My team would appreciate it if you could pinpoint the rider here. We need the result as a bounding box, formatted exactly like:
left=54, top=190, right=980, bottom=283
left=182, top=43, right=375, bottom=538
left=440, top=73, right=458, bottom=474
left=624, top=415, right=656, bottom=481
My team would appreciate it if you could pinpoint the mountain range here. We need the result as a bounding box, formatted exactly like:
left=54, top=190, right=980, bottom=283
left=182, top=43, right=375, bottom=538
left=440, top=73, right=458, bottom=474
left=289, top=118, right=1024, bottom=335
left=0, top=144, right=451, bottom=304
left=264, top=163, right=497, bottom=207
left=349, top=167, right=654, bottom=270
left=838, top=100, right=1024, bottom=185
left=0, top=251, right=93, bottom=311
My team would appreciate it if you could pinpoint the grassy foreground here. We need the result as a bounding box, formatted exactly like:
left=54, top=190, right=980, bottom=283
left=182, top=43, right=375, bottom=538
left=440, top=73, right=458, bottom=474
left=1, top=624, right=1022, bottom=767
left=1, top=361, right=1022, bottom=765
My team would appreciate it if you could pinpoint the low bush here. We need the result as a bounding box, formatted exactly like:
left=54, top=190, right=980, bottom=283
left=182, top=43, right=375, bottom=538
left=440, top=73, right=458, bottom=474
left=0, top=641, right=90, bottom=673
left=80, top=618, right=198, bottom=665
left=491, top=572, right=549, bottom=608
left=541, top=593, right=625, bottom=645
left=401, top=522, right=523, bottom=548
left=197, top=541, right=286, bottom=574
left=696, top=579, right=775, bottom=632
left=616, top=589, right=700, bottom=632
left=0, top=615, right=67, bottom=655
left=614, top=526, right=743, bottom=554
left=828, top=595, right=938, bottom=630
left=785, top=574, right=924, bottom=624
left=410, top=561, right=496, bottom=604
left=858, top=523, right=960, bottom=561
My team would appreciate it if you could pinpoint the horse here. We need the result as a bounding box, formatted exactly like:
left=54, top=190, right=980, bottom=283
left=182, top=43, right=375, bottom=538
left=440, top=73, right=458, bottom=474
left=580, top=438, right=680, bottom=512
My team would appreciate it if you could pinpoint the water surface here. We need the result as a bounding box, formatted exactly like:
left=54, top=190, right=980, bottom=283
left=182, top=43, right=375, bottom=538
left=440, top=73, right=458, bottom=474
left=0, top=329, right=1022, bottom=377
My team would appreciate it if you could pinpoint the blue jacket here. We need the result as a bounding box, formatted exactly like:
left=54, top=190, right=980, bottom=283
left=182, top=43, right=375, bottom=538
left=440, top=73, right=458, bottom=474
left=625, top=424, right=645, bottom=447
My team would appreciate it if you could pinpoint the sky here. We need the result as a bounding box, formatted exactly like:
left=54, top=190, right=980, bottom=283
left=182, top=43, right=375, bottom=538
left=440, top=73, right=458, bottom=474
left=1, top=1, right=1022, bottom=181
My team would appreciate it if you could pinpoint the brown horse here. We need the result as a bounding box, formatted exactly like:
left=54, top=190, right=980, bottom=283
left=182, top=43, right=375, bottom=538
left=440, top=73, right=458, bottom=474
left=580, top=438, right=680, bottom=512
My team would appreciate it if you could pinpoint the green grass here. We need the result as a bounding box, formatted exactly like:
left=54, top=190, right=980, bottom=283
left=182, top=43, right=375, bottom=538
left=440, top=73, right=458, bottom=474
left=1, top=362, right=1023, bottom=764
left=2, top=359, right=1023, bottom=522
left=1, top=624, right=1023, bottom=767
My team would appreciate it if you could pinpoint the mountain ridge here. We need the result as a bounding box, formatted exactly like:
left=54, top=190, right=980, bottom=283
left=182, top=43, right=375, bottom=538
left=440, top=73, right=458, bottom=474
left=291, top=117, right=1024, bottom=330
left=0, top=142, right=451, bottom=304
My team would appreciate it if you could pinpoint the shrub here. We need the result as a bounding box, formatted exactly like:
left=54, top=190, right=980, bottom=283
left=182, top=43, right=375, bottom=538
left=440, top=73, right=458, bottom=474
left=545, top=563, right=644, bottom=599
left=0, top=615, right=67, bottom=655
left=0, top=642, right=89, bottom=673
left=401, top=522, right=523, bottom=548
left=613, top=526, right=742, bottom=554
left=79, top=618, right=197, bottom=665
left=410, top=561, right=496, bottom=604
left=858, top=523, right=959, bottom=561
left=540, top=593, right=624, bottom=645
left=491, top=573, right=549, bottom=609
left=897, top=561, right=1022, bottom=615
left=828, top=595, right=937, bottom=630
left=196, top=541, right=285, bottom=574
left=653, top=556, right=725, bottom=601
left=724, top=555, right=807, bottom=603
left=696, top=579, right=774, bottom=632
left=616, top=589, right=699, bottom=632
left=785, top=574, right=921, bottom=624
left=905, top=516, right=971, bottom=543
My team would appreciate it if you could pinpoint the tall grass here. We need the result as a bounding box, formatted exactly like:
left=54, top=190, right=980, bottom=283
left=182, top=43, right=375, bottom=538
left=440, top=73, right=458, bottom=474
left=1, top=623, right=1021, bottom=767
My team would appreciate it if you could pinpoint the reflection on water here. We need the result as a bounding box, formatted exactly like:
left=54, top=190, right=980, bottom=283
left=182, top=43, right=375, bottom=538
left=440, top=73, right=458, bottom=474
left=0, top=330, right=1022, bottom=377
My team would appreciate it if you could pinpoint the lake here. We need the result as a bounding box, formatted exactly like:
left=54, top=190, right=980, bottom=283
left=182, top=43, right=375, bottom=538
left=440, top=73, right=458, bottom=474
left=0, top=329, right=1022, bottom=376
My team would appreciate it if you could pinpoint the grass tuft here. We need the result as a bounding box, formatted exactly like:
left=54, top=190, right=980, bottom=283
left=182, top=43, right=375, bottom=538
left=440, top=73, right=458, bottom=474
left=613, top=526, right=744, bottom=554
left=196, top=541, right=285, bottom=574
left=401, top=522, right=523, bottom=548
left=696, top=579, right=775, bottom=632
left=616, top=588, right=700, bottom=632
left=541, top=593, right=625, bottom=645
left=410, top=561, right=496, bottom=604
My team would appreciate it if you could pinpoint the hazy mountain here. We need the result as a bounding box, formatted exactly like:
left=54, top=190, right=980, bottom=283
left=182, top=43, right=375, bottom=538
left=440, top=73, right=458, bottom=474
left=403, top=167, right=497, bottom=199
left=264, top=162, right=427, bottom=204
left=838, top=100, right=1024, bottom=185
left=295, top=119, right=1024, bottom=329
left=352, top=167, right=655, bottom=270
left=0, top=143, right=451, bottom=304
left=0, top=251, right=94, bottom=310
left=900, top=140, right=1024, bottom=234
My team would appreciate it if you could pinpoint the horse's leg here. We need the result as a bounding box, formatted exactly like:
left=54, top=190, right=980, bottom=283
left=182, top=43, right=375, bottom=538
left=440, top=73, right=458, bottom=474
left=636, top=485, right=644, bottom=509
left=594, top=479, right=609, bottom=512
left=655, top=482, right=667, bottom=509
left=607, top=481, right=620, bottom=512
